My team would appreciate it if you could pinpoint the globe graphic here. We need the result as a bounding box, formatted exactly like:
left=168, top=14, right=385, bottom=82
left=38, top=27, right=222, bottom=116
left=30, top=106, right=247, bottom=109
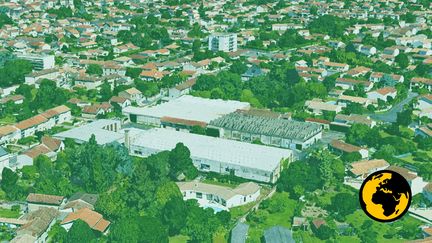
left=360, top=170, right=412, bottom=222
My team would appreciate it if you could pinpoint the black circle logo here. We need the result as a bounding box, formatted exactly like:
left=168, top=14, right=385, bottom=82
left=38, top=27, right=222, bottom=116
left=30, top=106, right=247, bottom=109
left=359, top=170, right=412, bottom=222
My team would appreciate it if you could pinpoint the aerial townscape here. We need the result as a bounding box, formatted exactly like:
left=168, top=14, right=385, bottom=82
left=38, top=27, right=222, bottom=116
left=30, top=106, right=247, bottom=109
left=0, top=0, right=432, bottom=242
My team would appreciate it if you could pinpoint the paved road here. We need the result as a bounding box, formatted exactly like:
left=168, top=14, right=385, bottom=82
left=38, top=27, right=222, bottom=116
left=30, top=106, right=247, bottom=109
left=370, top=91, right=418, bottom=123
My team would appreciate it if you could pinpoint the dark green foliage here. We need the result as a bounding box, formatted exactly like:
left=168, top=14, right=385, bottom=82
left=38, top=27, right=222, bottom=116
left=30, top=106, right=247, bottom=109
left=65, top=220, right=95, bottom=243
left=31, top=79, right=69, bottom=111
left=328, top=192, right=357, bottom=217
left=309, top=15, right=351, bottom=37
left=162, top=197, right=187, bottom=236
left=109, top=216, right=169, bottom=243
left=86, top=64, right=103, bottom=76
left=0, top=59, right=33, bottom=88
left=125, top=67, right=142, bottom=79
left=98, top=81, right=112, bottom=102
left=1, top=167, right=25, bottom=200
left=47, top=7, right=73, bottom=19
left=0, top=13, right=12, bottom=28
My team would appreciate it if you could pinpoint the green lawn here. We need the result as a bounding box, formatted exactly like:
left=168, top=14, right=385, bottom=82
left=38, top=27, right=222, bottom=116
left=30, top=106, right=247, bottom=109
left=346, top=210, right=422, bottom=242
left=0, top=208, right=21, bottom=218
left=246, top=193, right=297, bottom=242
left=169, top=235, right=189, bottom=243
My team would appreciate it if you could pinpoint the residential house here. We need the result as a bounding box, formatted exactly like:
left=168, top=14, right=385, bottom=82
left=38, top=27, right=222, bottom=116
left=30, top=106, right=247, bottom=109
left=338, top=95, right=372, bottom=108
left=40, top=105, right=72, bottom=127
left=388, top=165, right=426, bottom=195
left=82, top=103, right=113, bottom=119
left=335, top=78, right=373, bottom=92
left=62, top=192, right=99, bottom=212
left=369, top=72, right=404, bottom=84
left=25, top=68, right=60, bottom=86
left=241, top=65, right=265, bottom=81
left=61, top=208, right=110, bottom=234
left=305, top=99, right=343, bottom=115
left=75, top=75, right=103, bottom=90
left=26, top=193, right=65, bottom=212
left=15, top=115, right=49, bottom=138
left=383, top=47, right=400, bottom=57
left=416, top=94, right=432, bottom=111
left=168, top=78, right=196, bottom=99
left=321, top=61, right=349, bottom=75
left=423, top=183, right=432, bottom=203
left=176, top=181, right=260, bottom=210
left=411, top=77, right=432, bottom=91
left=11, top=208, right=59, bottom=243
left=329, top=140, right=369, bottom=159
left=22, top=136, right=64, bottom=163
left=118, top=87, right=143, bottom=103
left=109, top=96, right=131, bottom=110
left=416, top=124, right=432, bottom=138
left=367, top=87, right=397, bottom=102
left=332, top=114, right=376, bottom=128
left=140, top=69, right=165, bottom=81
left=67, top=98, right=91, bottom=108
left=0, top=95, right=25, bottom=105
left=0, top=125, right=21, bottom=145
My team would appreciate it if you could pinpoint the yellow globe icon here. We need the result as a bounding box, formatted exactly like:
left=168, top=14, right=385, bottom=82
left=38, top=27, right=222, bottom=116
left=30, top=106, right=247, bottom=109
left=359, top=170, right=412, bottom=222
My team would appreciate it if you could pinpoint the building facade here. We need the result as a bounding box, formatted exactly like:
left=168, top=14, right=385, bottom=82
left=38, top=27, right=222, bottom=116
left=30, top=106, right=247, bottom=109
left=208, top=33, right=238, bottom=52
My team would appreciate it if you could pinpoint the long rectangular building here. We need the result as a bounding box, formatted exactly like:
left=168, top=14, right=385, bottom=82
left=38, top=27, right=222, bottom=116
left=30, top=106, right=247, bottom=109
left=208, top=111, right=322, bottom=150
left=128, top=128, right=293, bottom=183
left=122, top=95, right=250, bottom=130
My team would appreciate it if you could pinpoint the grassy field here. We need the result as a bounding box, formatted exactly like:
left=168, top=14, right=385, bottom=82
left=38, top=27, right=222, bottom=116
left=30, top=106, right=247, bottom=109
left=0, top=208, right=21, bottom=218
left=168, top=235, right=189, bottom=243
left=246, top=193, right=297, bottom=242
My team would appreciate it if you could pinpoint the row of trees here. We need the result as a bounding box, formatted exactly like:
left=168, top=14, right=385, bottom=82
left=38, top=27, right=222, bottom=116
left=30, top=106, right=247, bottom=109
left=193, top=62, right=328, bottom=109
left=1, top=136, right=231, bottom=242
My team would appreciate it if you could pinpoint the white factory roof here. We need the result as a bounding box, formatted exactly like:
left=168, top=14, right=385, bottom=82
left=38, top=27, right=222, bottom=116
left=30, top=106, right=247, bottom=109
left=130, top=128, right=292, bottom=172
left=123, top=95, right=250, bottom=124
left=54, top=119, right=124, bottom=145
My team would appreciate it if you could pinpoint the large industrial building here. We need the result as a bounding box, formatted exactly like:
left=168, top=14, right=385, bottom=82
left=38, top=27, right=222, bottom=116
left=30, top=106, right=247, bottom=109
left=128, top=128, right=293, bottom=183
left=208, top=111, right=323, bottom=150
left=122, top=95, right=250, bottom=130
left=54, top=119, right=123, bottom=145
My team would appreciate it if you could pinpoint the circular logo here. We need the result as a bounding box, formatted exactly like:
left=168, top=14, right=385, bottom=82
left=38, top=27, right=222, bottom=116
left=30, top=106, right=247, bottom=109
left=359, top=170, right=412, bottom=222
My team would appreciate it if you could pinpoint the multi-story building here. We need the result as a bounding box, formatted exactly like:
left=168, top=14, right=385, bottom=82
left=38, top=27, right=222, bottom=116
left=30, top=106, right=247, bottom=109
left=15, top=53, right=55, bottom=70
left=208, top=33, right=238, bottom=52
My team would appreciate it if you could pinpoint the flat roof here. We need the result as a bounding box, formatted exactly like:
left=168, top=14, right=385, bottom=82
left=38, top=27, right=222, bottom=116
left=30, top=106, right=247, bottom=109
left=130, top=128, right=292, bottom=172
left=54, top=119, right=123, bottom=145
left=209, top=112, right=322, bottom=142
left=123, top=95, right=250, bottom=124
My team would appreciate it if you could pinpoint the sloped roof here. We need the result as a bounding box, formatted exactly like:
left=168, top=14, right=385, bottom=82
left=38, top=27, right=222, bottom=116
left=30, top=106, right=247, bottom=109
left=26, top=193, right=64, bottom=205
left=61, top=208, right=110, bottom=233
left=263, top=226, right=295, bottom=243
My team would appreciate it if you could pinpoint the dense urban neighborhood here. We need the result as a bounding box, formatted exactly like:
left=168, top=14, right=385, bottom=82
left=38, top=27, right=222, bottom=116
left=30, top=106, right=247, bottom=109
left=0, top=0, right=431, bottom=242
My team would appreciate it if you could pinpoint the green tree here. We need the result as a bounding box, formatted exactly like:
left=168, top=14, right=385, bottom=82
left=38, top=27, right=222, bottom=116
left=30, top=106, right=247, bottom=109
left=65, top=220, right=95, bottom=243
left=162, top=197, right=187, bottom=236
left=395, top=53, right=409, bottom=69
left=329, top=193, right=357, bottom=217
left=98, top=81, right=112, bottom=101
left=0, top=59, right=33, bottom=88
left=86, top=64, right=103, bottom=76
left=109, top=216, right=168, bottom=243
left=396, top=109, right=412, bottom=126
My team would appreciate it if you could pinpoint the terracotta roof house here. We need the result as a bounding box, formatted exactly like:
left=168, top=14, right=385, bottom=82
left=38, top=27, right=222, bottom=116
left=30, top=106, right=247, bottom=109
left=12, top=208, right=59, bottom=243
left=61, top=208, right=110, bottom=233
left=387, top=165, right=426, bottom=195
left=26, top=193, right=65, bottom=212
left=349, top=159, right=389, bottom=179
left=329, top=140, right=368, bottom=159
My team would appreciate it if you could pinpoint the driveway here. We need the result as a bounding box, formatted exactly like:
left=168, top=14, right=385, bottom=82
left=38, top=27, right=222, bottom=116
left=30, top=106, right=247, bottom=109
left=370, top=91, right=418, bottom=123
